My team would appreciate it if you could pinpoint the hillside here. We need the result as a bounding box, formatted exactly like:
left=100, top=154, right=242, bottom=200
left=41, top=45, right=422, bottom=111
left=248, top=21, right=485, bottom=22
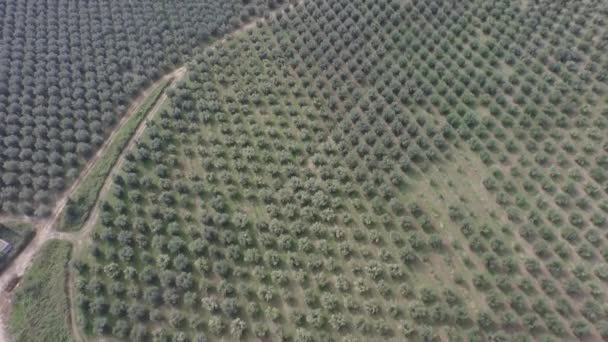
left=71, top=0, right=608, bottom=341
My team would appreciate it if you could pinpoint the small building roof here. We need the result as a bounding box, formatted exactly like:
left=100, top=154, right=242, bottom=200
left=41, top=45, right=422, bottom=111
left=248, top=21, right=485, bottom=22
left=0, top=239, right=11, bottom=255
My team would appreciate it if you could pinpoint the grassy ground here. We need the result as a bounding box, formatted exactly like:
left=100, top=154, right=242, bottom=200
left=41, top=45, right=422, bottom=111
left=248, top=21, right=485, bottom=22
left=8, top=240, right=73, bottom=342
left=0, top=222, right=34, bottom=272
left=58, top=79, right=170, bottom=232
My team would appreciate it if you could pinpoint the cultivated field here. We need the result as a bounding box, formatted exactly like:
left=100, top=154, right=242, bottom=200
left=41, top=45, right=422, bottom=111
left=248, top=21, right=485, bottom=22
left=3, top=0, right=608, bottom=341
left=71, top=0, right=608, bottom=341
left=0, top=0, right=277, bottom=216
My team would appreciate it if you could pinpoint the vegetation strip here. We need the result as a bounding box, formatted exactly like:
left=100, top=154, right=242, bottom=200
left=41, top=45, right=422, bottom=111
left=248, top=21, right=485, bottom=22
left=58, top=80, right=171, bottom=232
left=8, top=240, right=73, bottom=342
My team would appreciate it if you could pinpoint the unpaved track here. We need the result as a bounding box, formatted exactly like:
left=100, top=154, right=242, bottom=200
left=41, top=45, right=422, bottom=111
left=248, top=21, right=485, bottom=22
left=0, top=68, right=181, bottom=226
left=62, top=74, right=184, bottom=342
left=71, top=68, right=185, bottom=254
left=0, top=67, right=186, bottom=342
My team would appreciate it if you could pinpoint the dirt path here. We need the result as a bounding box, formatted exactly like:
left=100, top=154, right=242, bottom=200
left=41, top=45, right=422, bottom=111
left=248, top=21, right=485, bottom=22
left=65, top=0, right=294, bottom=262
left=61, top=79, right=183, bottom=342
left=63, top=69, right=186, bottom=342
left=0, top=66, right=181, bottom=226
left=72, top=69, right=184, bottom=255
left=0, top=67, right=186, bottom=342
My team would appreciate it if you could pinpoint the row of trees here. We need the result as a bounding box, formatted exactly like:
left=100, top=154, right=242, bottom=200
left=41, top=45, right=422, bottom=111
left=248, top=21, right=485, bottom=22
left=0, top=0, right=278, bottom=216
left=75, top=0, right=608, bottom=340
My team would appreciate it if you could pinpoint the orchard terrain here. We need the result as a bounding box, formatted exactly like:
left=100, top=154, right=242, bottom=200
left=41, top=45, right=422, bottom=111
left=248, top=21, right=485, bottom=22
left=3, top=0, right=608, bottom=341
left=70, top=0, right=608, bottom=341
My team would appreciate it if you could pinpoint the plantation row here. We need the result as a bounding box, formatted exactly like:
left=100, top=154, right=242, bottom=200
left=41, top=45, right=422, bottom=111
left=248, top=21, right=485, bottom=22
left=69, top=0, right=608, bottom=341
left=0, top=0, right=284, bottom=216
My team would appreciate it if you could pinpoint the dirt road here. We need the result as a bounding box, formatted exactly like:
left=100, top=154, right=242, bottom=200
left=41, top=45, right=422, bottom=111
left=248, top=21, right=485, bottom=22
left=0, top=67, right=186, bottom=342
